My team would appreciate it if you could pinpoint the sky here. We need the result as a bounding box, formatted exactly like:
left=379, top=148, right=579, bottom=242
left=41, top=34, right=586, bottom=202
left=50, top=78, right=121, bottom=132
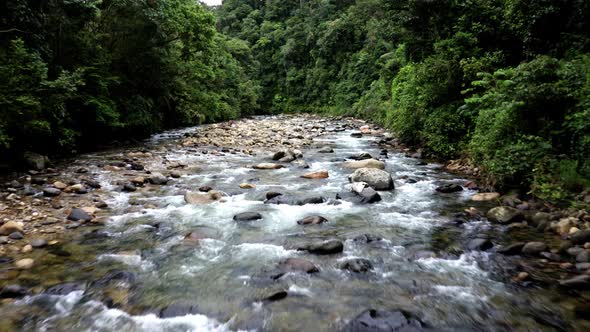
left=201, top=0, right=222, bottom=5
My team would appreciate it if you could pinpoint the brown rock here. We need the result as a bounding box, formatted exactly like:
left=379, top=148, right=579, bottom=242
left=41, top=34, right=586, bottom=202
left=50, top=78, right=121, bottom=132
left=301, top=171, right=329, bottom=179
left=0, top=221, right=23, bottom=236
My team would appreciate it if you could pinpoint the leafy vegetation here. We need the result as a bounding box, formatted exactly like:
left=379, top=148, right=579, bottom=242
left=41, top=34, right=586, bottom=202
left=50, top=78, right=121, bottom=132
left=1, top=0, right=589, bottom=201
left=0, top=0, right=260, bottom=157
left=217, top=0, right=590, bottom=200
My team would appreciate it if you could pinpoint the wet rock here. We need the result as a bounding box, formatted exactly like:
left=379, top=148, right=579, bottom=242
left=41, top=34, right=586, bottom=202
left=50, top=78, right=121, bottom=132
left=271, top=151, right=286, bottom=160
left=570, top=229, right=590, bottom=245
left=148, top=173, right=168, bottom=185
left=53, top=181, right=68, bottom=190
left=265, top=195, right=292, bottom=205
left=530, top=212, right=551, bottom=227
left=0, top=256, right=14, bottom=264
left=253, top=163, right=284, bottom=170
left=94, top=270, right=137, bottom=286
left=348, top=152, right=373, bottom=160
left=123, top=183, right=137, bottom=192
left=0, top=285, right=27, bottom=298
left=295, top=196, right=325, bottom=205
left=43, top=187, right=62, bottom=197
left=340, top=258, right=373, bottom=273
left=435, top=184, right=463, bottom=193
left=68, top=208, right=93, bottom=222
left=45, top=282, right=84, bottom=295
left=15, top=258, right=34, bottom=269
left=263, top=290, right=288, bottom=302
left=184, top=191, right=225, bottom=204
left=131, top=177, right=145, bottom=185
left=170, top=170, right=181, bottom=178
left=83, top=179, right=102, bottom=189
left=576, top=250, right=590, bottom=263
left=297, top=216, right=328, bottom=225
left=0, top=236, right=9, bottom=244
left=350, top=132, right=363, bottom=138
left=129, top=163, right=144, bottom=171
left=567, top=247, right=584, bottom=257
left=266, top=192, right=282, bottom=200
left=467, top=238, right=493, bottom=251
left=8, top=232, right=23, bottom=240
left=353, top=234, right=382, bottom=243
left=160, top=302, right=200, bottom=318
left=344, top=309, right=427, bottom=332
left=301, top=170, right=329, bottom=179
left=233, top=212, right=263, bottom=222
left=76, top=167, right=89, bottom=173
left=239, top=183, right=256, bottom=189
left=522, top=242, right=548, bottom=255
left=199, top=186, right=212, bottom=192
left=471, top=192, right=500, bottom=201
left=342, top=159, right=385, bottom=170
left=486, top=206, right=524, bottom=224
left=0, top=221, right=23, bottom=236
left=30, top=238, right=48, bottom=248
left=318, top=146, right=334, bottom=153
left=278, top=258, right=319, bottom=274
left=349, top=168, right=394, bottom=190
left=559, top=275, right=590, bottom=289
left=540, top=252, right=562, bottom=261
left=299, top=239, right=344, bottom=255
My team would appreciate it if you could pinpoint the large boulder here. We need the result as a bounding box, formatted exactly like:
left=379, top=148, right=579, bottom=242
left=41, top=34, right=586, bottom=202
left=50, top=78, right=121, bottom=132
left=342, top=159, right=385, bottom=169
left=349, top=168, right=394, bottom=190
left=486, top=206, right=524, bottom=224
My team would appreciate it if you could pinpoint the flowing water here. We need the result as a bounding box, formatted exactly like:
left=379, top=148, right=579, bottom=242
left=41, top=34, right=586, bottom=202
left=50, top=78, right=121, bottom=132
left=0, top=117, right=586, bottom=331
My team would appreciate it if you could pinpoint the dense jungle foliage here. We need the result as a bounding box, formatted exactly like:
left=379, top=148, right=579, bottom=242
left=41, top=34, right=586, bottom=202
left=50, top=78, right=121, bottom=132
left=217, top=0, right=590, bottom=200
left=0, top=0, right=260, bottom=158
left=1, top=0, right=589, bottom=201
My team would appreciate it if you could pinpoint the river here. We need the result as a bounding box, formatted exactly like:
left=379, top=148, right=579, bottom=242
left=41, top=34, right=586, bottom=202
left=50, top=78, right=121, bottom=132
left=0, top=116, right=586, bottom=331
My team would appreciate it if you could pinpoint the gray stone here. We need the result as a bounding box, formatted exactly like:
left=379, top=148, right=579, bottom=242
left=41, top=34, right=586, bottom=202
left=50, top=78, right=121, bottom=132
left=522, top=241, right=548, bottom=255
left=43, top=187, right=62, bottom=197
left=486, top=206, right=524, bottom=224
left=67, top=208, right=92, bottom=222
left=576, top=250, right=590, bottom=263
left=299, top=239, right=344, bottom=255
left=297, top=216, right=328, bottom=225
left=340, top=258, right=373, bottom=273
left=349, top=168, right=394, bottom=190
left=467, top=238, right=493, bottom=251
left=233, top=212, right=262, bottom=222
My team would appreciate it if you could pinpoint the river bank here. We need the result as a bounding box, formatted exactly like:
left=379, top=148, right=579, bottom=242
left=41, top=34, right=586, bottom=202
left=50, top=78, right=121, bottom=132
left=0, top=115, right=589, bottom=331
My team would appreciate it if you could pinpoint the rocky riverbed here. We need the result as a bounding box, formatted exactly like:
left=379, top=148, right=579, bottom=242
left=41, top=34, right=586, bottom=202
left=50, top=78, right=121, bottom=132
left=0, top=115, right=589, bottom=331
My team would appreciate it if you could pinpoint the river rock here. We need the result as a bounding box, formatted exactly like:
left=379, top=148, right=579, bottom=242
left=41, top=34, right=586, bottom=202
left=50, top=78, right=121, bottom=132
left=30, top=238, right=48, bottom=248
left=131, top=176, right=145, bottom=185
left=67, top=208, right=93, bottom=222
left=233, top=212, right=263, bottom=221
left=45, top=282, right=84, bottom=295
left=297, top=216, right=328, bottom=225
left=295, top=196, right=325, bottom=205
left=342, top=159, right=385, bottom=169
left=0, top=221, right=23, bottom=236
left=160, top=302, right=200, bottom=318
left=496, top=242, right=525, bottom=255
left=271, top=151, right=286, bottom=160
left=570, top=229, right=590, bottom=245
left=350, top=132, right=363, bottom=138
left=486, top=206, right=524, bottom=224
left=299, top=239, right=344, bottom=255
left=302, top=171, right=329, bottom=179
left=53, top=181, right=68, bottom=190
left=0, top=285, right=28, bottom=299
left=43, top=187, right=62, bottom=197
left=148, top=173, right=168, bottom=185
left=318, top=146, right=334, bottom=153
left=522, top=242, right=548, bottom=255
left=123, top=183, right=137, bottom=192
left=467, top=238, right=493, bottom=251
left=435, top=184, right=463, bottom=193
left=199, top=186, right=212, bottom=192
left=531, top=212, right=551, bottom=226
left=471, top=192, right=500, bottom=201
left=265, top=192, right=282, bottom=200
left=278, top=258, right=319, bottom=274
left=559, top=275, right=590, bottom=289
left=340, top=258, right=373, bottom=273
left=15, top=258, right=34, bottom=269
left=576, top=250, right=590, bottom=263
left=349, top=168, right=394, bottom=190
left=184, top=191, right=225, bottom=204
left=9, top=232, right=23, bottom=240
left=348, top=152, right=373, bottom=160
left=253, top=163, right=284, bottom=170
left=344, top=309, right=427, bottom=332
left=239, top=183, right=256, bottom=189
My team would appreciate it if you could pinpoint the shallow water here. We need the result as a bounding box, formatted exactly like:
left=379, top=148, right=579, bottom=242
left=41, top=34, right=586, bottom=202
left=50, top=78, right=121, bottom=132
left=1, top=117, right=587, bottom=331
